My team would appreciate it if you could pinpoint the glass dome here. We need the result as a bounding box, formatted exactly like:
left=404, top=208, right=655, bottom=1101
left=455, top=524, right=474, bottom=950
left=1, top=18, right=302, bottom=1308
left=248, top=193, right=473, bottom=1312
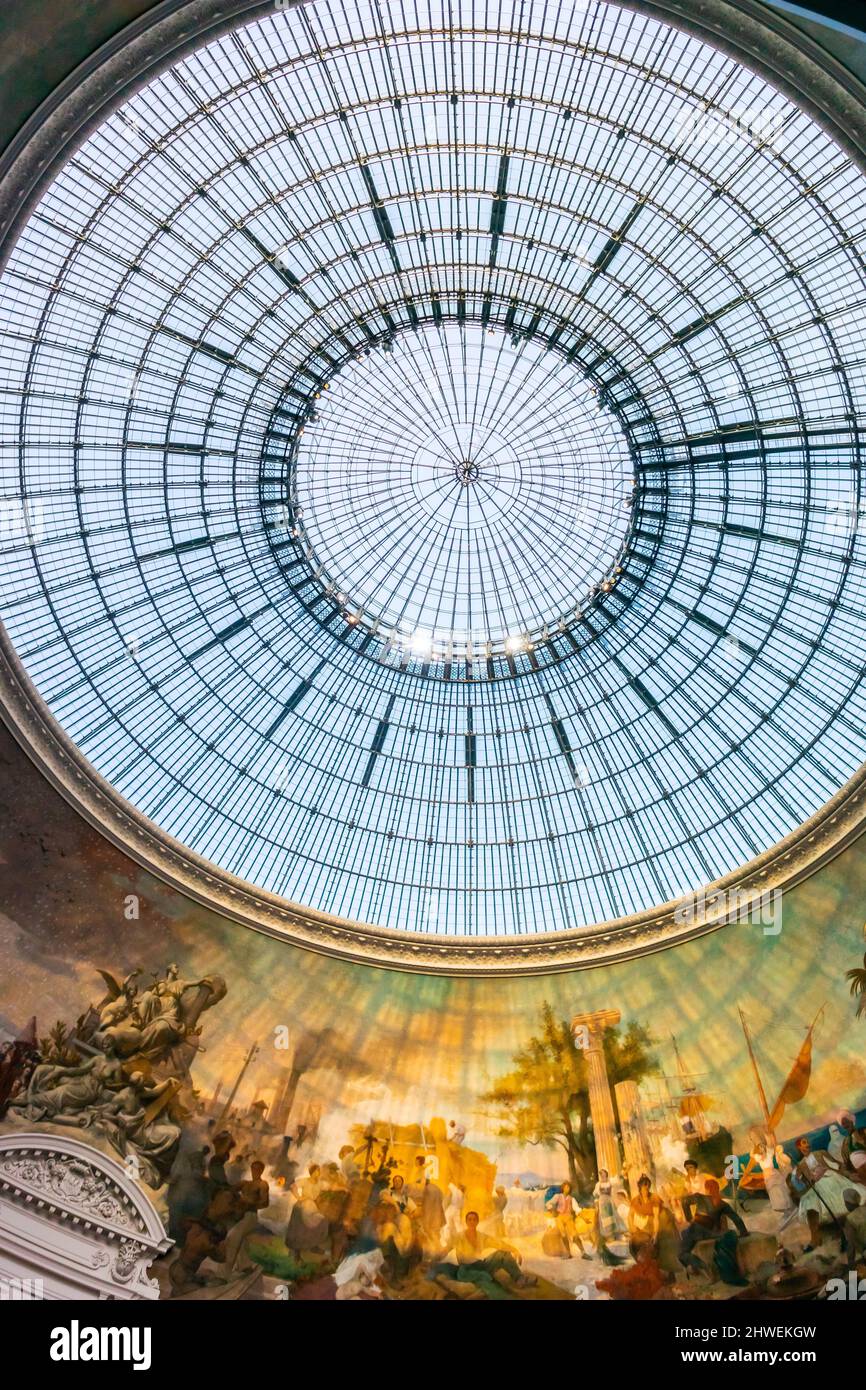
left=267, top=320, right=633, bottom=658
left=1, top=0, right=866, bottom=938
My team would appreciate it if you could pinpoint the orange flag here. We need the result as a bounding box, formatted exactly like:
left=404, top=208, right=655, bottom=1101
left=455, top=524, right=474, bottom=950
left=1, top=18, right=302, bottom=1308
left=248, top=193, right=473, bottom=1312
left=767, top=1030, right=813, bottom=1132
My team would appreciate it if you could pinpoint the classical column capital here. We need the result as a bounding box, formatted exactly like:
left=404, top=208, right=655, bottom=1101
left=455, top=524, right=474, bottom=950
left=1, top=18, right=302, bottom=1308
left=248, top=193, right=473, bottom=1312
left=571, top=1007, right=621, bottom=1037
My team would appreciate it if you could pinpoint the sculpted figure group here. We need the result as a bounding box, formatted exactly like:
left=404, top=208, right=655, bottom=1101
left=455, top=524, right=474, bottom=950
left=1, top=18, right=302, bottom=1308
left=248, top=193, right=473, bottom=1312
left=7, top=963, right=226, bottom=1187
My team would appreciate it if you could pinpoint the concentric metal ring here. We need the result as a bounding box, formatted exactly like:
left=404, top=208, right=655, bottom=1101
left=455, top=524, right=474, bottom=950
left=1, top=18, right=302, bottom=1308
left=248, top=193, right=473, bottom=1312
left=0, top=0, right=865, bottom=968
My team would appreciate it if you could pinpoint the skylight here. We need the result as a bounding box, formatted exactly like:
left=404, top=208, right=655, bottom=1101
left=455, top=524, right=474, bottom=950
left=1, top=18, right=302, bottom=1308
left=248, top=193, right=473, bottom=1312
left=0, top=0, right=865, bottom=938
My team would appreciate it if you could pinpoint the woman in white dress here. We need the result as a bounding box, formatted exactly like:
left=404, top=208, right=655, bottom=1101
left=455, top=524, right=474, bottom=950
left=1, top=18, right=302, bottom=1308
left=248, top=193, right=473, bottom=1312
left=445, top=1181, right=465, bottom=1242
left=285, top=1163, right=329, bottom=1253
left=751, top=1136, right=793, bottom=1215
left=593, top=1168, right=621, bottom=1241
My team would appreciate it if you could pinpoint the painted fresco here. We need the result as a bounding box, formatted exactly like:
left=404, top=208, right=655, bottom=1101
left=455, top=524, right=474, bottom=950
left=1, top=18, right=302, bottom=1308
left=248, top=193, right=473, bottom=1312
left=1, top=723, right=865, bottom=1301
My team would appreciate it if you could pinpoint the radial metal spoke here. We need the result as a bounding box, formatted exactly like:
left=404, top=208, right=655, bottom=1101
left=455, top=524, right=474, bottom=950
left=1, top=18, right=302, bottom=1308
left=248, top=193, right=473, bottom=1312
left=1, top=0, right=865, bottom=938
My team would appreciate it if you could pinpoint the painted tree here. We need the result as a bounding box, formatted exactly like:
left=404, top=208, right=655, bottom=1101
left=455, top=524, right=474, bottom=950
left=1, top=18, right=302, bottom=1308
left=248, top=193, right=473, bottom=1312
left=846, top=950, right=866, bottom=1018
left=481, top=1002, right=657, bottom=1190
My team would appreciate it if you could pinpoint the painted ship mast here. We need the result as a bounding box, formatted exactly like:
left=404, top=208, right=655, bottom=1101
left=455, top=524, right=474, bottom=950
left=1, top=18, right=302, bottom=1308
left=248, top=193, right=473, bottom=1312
left=737, top=1004, right=823, bottom=1190
left=671, top=1034, right=713, bottom=1142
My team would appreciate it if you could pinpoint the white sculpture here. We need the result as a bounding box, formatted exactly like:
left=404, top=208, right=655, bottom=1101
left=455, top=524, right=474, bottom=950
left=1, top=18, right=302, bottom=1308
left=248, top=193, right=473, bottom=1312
left=0, top=1132, right=171, bottom=1299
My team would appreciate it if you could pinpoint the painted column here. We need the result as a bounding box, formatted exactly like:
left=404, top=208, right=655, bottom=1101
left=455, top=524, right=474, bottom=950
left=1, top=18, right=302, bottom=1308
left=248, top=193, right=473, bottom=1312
left=615, top=1079, right=653, bottom=1194
left=572, top=1008, right=622, bottom=1179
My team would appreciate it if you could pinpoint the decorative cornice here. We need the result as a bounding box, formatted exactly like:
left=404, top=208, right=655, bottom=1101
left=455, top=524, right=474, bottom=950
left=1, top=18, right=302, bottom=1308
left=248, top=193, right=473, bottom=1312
left=0, top=1133, right=171, bottom=1298
left=1, top=0, right=865, bottom=974
left=0, top=1132, right=171, bottom=1250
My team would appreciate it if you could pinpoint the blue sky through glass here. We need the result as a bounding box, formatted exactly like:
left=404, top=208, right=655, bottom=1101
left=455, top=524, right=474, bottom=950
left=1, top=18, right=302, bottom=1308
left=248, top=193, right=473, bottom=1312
left=1, top=0, right=865, bottom=937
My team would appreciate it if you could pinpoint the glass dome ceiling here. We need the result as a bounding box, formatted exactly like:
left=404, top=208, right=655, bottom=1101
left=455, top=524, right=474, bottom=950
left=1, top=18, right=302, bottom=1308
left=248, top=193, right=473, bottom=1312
left=271, top=321, right=633, bottom=658
left=1, top=0, right=866, bottom=939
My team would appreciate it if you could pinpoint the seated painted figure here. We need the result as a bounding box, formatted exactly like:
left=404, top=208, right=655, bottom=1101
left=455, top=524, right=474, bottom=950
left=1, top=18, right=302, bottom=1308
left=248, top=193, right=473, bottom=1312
left=430, top=1210, right=537, bottom=1299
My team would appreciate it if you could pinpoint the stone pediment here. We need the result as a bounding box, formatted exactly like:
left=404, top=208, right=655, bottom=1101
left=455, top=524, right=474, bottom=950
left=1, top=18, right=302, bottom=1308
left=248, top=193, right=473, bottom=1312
left=0, top=1132, right=172, bottom=1300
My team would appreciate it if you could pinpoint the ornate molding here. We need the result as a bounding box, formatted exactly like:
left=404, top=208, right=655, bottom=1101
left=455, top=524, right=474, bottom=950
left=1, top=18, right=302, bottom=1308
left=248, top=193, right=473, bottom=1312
left=0, top=1133, right=168, bottom=1240
left=0, top=1133, right=172, bottom=1298
left=0, top=1151, right=143, bottom=1236
left=0, top=0, right=865, bottom=974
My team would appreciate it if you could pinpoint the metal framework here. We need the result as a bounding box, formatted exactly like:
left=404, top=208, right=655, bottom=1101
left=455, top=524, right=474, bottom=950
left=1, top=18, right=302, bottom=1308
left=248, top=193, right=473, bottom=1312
left=1, top=0, right=866, bottom=941
left=262, top=320, right=633, bottom=658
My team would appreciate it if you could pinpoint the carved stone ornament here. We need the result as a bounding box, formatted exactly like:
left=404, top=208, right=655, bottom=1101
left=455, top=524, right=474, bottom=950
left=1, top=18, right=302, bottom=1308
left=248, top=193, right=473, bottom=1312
left=0, top=1133, right=172, bottom=1300
left=0, top=1151, right=142, bottom=1232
